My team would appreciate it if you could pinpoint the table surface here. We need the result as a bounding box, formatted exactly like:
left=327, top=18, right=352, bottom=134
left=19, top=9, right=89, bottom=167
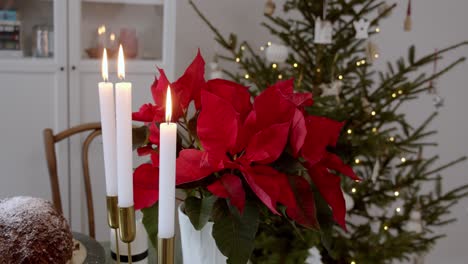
left=101, top=241, right=157, bottom=263
left=74, top=232, right=182, bottom=263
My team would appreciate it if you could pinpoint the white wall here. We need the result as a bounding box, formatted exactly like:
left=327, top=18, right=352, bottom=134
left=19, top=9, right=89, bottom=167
left=175, top=1, right=468, bottom=263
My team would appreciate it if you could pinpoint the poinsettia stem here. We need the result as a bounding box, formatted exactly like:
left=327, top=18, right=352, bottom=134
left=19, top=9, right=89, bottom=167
left=182, top=113, right=195, bottom=146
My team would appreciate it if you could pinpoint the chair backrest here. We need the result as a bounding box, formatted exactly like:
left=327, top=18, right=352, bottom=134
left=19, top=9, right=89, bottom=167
left=43, top=122, right=101, bottom=239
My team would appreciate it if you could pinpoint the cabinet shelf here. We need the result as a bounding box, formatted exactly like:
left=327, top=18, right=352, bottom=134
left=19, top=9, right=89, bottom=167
left=79, top=59, right=163, bottom=74
left=81, top=0, right=163, bottom=5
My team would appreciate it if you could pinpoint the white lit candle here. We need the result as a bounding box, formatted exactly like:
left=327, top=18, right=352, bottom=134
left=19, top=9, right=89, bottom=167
left=158, top=86, right=177, bottom=238
left=98, top=48, right=117, bottom=196
left=116, top=44, right=133, bottom=208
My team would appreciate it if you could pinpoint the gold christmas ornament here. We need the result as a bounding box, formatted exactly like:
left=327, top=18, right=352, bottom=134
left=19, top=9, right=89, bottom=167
left=264, top=0, right=276, bottom=16
left=366, top=40, right=379, bottom=63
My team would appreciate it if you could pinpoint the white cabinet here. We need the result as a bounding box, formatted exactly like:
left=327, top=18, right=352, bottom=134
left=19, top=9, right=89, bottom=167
left=0, top=0, right=175, bottom=240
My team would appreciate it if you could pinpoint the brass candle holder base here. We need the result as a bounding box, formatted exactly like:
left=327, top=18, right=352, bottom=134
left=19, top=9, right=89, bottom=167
left=158, top=237, right=175, bottom=264
left=106, top=196, right=119, bottom=228
left=118, top=206, right=136, bottom=264
left=106, top=196, right=120, bottom=264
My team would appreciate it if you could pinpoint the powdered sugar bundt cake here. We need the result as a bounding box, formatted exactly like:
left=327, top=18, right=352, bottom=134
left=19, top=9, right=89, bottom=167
left=0, top=196, right=74, bottom=264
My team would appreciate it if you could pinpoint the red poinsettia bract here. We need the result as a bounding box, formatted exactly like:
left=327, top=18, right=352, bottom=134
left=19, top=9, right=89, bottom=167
left=132, top=52, right=359, bottom=230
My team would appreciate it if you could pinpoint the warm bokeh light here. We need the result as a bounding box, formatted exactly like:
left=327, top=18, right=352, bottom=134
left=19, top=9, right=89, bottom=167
left=117, top=45, right=125, bottom=80
left=98, top=25, right=106, bottom=35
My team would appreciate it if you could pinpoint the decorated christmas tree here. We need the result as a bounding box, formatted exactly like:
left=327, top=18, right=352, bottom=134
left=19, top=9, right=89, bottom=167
left=189, top=0, right=468, bottom=263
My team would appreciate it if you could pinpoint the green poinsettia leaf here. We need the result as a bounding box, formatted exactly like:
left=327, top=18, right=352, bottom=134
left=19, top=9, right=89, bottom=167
left=212, top=199, right=259, bottom=264
left=141, top=202, right=158, bottom=248
left=185, top=195, right=217, bottom=230
left=314, top=190, right=336, bottom=257
left=132, top=125, right=149, bottom=150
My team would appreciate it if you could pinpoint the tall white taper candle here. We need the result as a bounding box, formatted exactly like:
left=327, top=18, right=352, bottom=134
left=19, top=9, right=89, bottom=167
left=158, top=86, right=177, bottom=238
left=116, top=45, right=133, bottom=207
left=98, top=48, right=117, bottom=196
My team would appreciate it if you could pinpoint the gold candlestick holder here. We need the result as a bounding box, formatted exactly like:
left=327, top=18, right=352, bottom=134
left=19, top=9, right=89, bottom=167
left=106, top=196, right=120, bottom=264
left=158, top=237, right=175, bottom=264
left=118, top=206, right=136, bottom=264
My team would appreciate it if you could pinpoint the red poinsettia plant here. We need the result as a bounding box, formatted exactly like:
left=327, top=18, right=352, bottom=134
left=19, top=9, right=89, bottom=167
left=132, top=52, right=359, bottom=264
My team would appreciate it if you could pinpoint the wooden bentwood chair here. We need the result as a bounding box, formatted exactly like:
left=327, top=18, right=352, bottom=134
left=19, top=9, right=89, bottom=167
left=43, top=122, right=102, bottom=239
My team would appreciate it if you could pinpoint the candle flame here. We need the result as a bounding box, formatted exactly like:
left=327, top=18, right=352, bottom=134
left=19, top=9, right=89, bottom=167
left=101, top=48, right=108, bottom=82
left=165, top=86, right=172, bottom=122
left=117, top=45, right=125, bottom=80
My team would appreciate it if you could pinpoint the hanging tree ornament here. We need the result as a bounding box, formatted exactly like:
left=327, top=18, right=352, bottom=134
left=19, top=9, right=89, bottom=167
left=264, top=0, right=276, bottom=16
left=320, top=80, right=342, bottom=103
left=354, top=18, right=370, bottom=39
left=405, top=210, right=423, bottom=233
left=404, top=0, right=412, bottom=31
left=371, top=159, right=381, bottom=182
left=314, top=0, right=333, bottom=44
left=433, top=95, right=444, bottom=108
left=366, top=39, right=379, bottom=63
left=429, top=49, right=445, bottom=108
left=314, top=17, right=333, bottom=44
left=305, top=247, right=323, bottom=264
left=265, top=43, right=289, bottom=63
left=343, top=189, right=355, bottom=211
left=369, top=220, right=381, bottom=234
left=361, top=97, right=373, bottom=114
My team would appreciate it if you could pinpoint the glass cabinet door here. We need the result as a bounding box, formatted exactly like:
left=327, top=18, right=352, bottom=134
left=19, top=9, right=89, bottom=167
left=0, top=0, right=55, bottom=59
left=78, top=0, right=164, bottom=61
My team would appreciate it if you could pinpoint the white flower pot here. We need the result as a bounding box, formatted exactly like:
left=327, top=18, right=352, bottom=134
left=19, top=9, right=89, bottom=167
left=178, top=204, right=227, bottom=264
